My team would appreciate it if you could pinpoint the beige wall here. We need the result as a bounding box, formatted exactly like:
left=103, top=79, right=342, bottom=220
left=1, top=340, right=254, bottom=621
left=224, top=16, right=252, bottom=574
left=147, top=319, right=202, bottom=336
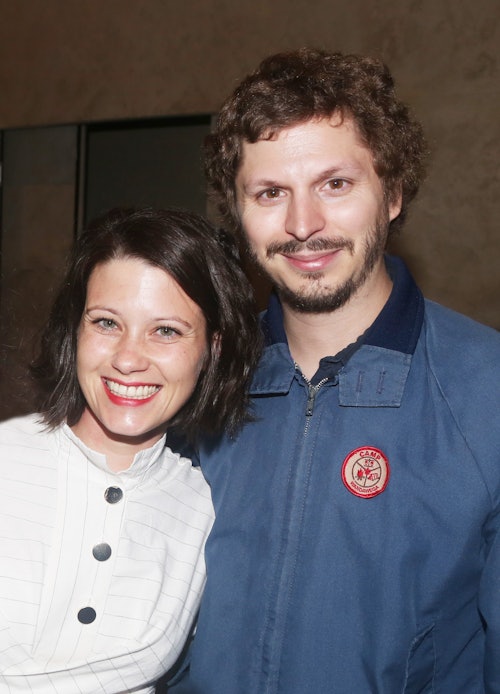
left=0, top=0, right=498, bottom=419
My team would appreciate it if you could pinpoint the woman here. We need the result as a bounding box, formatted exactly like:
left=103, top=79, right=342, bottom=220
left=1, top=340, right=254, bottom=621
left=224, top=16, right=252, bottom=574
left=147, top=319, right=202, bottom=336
left=0, top=207, right=261, bottom=693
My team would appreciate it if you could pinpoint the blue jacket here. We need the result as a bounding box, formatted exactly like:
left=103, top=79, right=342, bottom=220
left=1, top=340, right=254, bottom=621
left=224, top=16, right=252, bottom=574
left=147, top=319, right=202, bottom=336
left=171, top=257, right=500, bottom=693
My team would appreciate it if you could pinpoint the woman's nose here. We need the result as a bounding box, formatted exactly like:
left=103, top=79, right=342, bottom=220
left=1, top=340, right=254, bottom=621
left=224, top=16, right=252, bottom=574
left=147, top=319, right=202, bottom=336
left=111, top=334, right=149, bottom=374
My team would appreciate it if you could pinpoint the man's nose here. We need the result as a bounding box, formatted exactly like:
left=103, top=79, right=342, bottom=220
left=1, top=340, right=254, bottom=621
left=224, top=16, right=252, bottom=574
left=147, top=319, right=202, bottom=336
left=284, top=193, right=326, bottom=240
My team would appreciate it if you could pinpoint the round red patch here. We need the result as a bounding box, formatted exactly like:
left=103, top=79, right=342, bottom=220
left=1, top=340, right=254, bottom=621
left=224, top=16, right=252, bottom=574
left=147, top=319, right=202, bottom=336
left=342, top=446, right=390, bottom=499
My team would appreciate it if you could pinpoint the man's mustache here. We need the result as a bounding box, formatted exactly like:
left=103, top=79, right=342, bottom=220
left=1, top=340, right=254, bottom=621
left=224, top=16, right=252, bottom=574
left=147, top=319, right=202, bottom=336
left=266, top=237, right=355, bottom=258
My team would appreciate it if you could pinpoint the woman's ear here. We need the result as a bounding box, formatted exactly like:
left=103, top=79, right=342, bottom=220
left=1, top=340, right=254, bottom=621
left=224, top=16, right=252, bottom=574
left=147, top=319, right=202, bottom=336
left=211, top=332, right=222, bottom=360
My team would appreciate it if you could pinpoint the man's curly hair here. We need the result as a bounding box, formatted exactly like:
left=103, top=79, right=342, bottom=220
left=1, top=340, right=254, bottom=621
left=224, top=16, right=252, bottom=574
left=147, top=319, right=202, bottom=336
left=205, top=48, right=428, bottom=237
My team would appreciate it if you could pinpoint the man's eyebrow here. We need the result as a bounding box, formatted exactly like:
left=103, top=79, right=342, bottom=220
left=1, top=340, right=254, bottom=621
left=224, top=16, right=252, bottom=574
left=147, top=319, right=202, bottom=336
left=314, top=164, right=365, bottom=180
left=239, top=178, right=282, bottom=193
left=240, top=164, right=365, bottom=194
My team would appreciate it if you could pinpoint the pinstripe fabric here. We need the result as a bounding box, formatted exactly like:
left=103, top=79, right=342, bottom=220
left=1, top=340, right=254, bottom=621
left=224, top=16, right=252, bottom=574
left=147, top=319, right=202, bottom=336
left=0, top=414, right=213, bottom=693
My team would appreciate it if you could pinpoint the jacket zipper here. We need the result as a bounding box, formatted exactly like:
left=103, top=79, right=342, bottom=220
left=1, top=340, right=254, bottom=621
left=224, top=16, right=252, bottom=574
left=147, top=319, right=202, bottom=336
left=260, top=367, right=329, bottom=693
left=294, top=363, right=329, bottom=431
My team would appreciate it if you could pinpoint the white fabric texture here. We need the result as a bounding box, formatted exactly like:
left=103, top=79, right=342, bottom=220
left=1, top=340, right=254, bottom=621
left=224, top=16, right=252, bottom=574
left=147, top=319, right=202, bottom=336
left=0, top=414, right=214, bottom=693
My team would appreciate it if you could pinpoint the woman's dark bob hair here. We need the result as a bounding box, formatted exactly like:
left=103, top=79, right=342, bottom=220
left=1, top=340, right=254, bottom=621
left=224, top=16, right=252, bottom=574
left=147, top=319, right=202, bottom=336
left=31, top=206, right=262, bottom=441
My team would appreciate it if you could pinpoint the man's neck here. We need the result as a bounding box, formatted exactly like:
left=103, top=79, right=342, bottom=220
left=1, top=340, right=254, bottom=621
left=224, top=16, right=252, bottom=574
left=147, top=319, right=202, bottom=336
left=282, top=267, right=393, bottom=381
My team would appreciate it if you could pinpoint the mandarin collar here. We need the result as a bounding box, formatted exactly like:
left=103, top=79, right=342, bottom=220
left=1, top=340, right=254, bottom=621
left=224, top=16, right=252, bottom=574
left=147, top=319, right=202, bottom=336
left=62, top=424, right=168, bottom=478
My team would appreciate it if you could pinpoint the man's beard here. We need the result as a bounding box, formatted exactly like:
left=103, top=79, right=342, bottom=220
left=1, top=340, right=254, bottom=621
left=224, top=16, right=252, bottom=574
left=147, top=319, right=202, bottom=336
left=244, top=212, right=389, bottom=314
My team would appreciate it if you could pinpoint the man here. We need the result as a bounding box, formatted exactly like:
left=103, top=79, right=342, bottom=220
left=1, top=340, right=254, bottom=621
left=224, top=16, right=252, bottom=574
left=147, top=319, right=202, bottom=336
left=170, top=48, right=500, bottom=692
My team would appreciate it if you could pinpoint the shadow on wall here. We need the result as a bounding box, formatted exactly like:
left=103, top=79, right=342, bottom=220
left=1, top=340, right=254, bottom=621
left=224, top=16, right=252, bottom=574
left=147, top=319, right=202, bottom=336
left=0, top=266, right=56, bottom=422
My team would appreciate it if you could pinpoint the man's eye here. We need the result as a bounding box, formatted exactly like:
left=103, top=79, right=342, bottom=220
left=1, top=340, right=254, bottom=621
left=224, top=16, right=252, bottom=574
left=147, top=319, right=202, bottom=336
left=327, top=179, right=346, bottom=190
left=261, top=187, right=281, bottom=199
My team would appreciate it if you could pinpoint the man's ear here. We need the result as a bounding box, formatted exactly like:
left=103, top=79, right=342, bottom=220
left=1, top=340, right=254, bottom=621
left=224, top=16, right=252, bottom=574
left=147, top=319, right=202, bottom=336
left=388, top=185, right=403, bottom=221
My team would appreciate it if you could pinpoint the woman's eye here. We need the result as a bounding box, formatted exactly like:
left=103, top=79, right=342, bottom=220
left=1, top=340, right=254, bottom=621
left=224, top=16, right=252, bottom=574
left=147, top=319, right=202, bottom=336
left=157, top=326, right=179, bottom=338
left=95, top=318, right=116, bottom=330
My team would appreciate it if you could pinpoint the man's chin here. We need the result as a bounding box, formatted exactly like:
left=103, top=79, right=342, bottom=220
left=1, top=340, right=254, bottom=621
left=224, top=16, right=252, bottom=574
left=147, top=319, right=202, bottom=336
left=278, top=279, right=358, bottom=314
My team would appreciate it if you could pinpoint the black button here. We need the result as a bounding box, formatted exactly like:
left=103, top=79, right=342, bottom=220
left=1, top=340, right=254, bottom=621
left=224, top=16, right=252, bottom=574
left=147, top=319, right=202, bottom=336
left=104, top=486, right=123, bottom=504
left=78, top=607, right=96, bottom=624
left=92, top=543, right=112, bottom=561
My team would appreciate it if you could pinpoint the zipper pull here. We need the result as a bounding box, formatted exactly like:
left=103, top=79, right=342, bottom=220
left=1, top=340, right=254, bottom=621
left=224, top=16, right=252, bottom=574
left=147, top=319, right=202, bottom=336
left=294, top=362, right=329, bottom=418
left=306, top=385, right=317, bottom=417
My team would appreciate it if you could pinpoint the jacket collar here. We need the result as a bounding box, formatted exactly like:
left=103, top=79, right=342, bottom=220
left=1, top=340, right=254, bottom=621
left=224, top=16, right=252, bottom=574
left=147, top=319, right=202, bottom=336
left=253, top=255, right=424, bottom=406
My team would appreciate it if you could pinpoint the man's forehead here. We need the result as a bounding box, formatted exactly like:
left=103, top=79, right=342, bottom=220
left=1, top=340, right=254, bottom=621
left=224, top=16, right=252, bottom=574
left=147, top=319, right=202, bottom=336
left=237, top=114, right=368, bottom=170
